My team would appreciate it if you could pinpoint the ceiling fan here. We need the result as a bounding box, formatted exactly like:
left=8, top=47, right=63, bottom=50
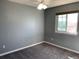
left=37, top=0, right=47, bottom=10
left=31, top=0, right=49, bottom=10
left=9, top=0, right=49, bottom=10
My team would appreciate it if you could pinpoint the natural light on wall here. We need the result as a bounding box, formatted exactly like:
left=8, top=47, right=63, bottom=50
left=55, top=13, right=78, bottom=35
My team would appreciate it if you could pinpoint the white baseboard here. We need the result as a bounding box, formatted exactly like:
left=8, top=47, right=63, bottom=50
left=0, top=41, right=79, bottom=57
left=44, top=41, right=79, bottom=54
left=0, top=41, right=44, bottom=57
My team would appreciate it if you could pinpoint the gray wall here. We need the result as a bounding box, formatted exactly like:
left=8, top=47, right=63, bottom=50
left=0, top=0, right=44, bottom=54
left=44, top=2, right=79, bottom=51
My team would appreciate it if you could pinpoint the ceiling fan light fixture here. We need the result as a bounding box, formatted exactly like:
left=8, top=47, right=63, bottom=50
left=37, top=3, right=47, bottom=10
left=43, top=4, right=47, bottom=9
left=37, top=3, right=43, bottom=10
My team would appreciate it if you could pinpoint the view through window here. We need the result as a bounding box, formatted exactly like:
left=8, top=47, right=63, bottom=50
left=56, top=13, right=78, bottom=35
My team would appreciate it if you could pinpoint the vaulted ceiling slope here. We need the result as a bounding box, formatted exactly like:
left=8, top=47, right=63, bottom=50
left=8, top=0, right=79, bottom=8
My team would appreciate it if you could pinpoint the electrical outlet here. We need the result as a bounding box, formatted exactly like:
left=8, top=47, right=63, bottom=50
left=68, top=56, right=74, bottom=59
left=51, top=38, right=54, bottom=40
left=3, top=45, right=6, bottom=49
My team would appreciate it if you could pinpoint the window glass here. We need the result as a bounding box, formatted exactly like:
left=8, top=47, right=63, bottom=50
left=57, top=15, right=67, bottom=32
left=67, top=13, right=78, bottom=34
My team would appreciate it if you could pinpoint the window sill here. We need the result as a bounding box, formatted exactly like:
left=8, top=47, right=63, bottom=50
left=55, top=31, right=78, bottom=36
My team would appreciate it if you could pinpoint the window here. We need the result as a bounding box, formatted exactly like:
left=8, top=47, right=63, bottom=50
left=55, top=12, right=78, bottom=35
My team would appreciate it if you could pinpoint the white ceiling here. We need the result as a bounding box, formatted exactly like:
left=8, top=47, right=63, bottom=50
left=8, top=0, right=79, bottom=8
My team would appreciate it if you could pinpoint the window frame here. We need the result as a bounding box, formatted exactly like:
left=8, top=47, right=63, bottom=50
left=55, top=12, right=79, bottom=35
